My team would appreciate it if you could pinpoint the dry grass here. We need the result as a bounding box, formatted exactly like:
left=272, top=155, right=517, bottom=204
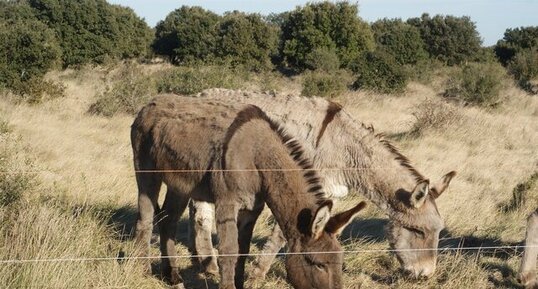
left=0, top=63, right=537, bottom=289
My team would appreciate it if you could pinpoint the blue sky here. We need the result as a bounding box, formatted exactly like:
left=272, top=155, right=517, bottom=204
left=108, top=0, right=538, bottom=46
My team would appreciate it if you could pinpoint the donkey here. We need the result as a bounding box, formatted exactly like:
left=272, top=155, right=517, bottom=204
left=519, top=209, right=538, bottom=289
left=187, top=89, right=456, bottom=279
left=131, top=94, right=366, bottom=289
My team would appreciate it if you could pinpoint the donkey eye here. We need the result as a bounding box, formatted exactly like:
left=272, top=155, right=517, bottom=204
left=404, top=226, right=425, bottom=238
left=315, top=263, right=326, bottom=271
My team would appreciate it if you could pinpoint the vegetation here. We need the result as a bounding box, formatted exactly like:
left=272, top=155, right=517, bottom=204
left=301, top=69, right=352, bottom=98
left=28, top=0, right=153, bottom=67
left=279, top=1, right=374, bottom=70
left=408, top=13, right=482, bottom=65
left=508, top=48, right=538, bottom=93
left=444, top=62, right=508, bottom=106
left=350, top=50, right=408, bottom=93
left=372, top=18, right=428, bottom=65
left=495, top=26, right=538, bottom=65
left=153, top=6, right=220, bottom=65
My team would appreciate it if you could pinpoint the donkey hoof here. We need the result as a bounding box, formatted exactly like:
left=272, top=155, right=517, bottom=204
left=205, top=260, right=219, bottom=276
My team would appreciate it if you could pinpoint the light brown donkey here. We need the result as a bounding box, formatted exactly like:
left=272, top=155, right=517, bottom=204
left=187, top=89, right=456, bottom=279
left=519, top=209, right=538, bottom=289
left=131, top=95, right=366, bottom=289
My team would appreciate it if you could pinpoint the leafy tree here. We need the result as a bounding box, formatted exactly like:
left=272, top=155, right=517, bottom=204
left=28, top=0, right=153, bottom=66
left=371, top=18, right=428, bottom=65
left=153, top=6, right=220, bottom=64
left=408, top=13, right=482, bottom=65
left=280, top=1, right=374, bottom=70
left=216, top=11, right=278, bottom=70
left=495, top=26, right=538, bottom=65
left=350, top=50, right=408, bottom=93
left=0, top=18, right=61, bottom=90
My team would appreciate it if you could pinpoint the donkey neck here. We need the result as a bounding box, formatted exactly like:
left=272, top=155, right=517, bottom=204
left=256, top=141, right=328, bottom=241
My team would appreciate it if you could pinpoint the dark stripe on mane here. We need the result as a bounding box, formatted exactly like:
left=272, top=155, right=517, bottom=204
left=375, top=133, right=425, bottom=182
left=223, top=105, right=328, bottom=203
left=316, top=101, right=343, bottom=147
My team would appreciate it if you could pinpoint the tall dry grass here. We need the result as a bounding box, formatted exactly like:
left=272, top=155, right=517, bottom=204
left=0, top=63, right=536, bottom=288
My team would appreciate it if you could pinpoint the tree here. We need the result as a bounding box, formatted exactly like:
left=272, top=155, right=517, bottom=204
left=408, top=13, right=482, bottom=65
left=495, top=26, right=538, bottom=65
left=371, top=18, right=428, bottom=65
left=153, top=6, right=220, bottom=64
left=216, top=11, right=278, bottom=70
left=28, top=0, right=153, bottom=67
left=0, top=18, right=61, bottom=89
left=280, top=1, right=374, bottom=70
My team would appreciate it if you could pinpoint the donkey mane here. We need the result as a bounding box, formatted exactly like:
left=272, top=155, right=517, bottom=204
left=222, top=105, right=328, bottom=204
left=375, top=133, right=425, bottom=183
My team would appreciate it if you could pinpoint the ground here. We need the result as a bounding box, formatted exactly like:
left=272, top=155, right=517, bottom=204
left=0, top=64, right=537, bottom=288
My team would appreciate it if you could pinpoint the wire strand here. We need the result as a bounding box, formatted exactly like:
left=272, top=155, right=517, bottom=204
left=0, top=245, right=533, bottom=265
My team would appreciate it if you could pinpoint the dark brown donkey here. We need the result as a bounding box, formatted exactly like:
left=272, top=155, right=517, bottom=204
left=131, top=95, right=366, bottom=289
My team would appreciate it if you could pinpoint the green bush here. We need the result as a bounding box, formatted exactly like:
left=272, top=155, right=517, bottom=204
left=153, top=6, right=220, bottom=64
left=216, top=11, right=278, bottom=71
left=10, top=77, right=65, bottom=104
left=495, top=26, right=538, bottom=65
left=508, top=48, right=538, bottom=93
left=372, top=18, right=428, bottom=65
left=156, top=65, right=248, bottom=95
left=350, top=50, right=408, bottom=94
left=304, top=47, right=340, bottom=72
left=444, top=62, right=508, bottom=106
left=28, top=0, right=153, bottom=67
left=0, top=19, right=61, bottom=88
left=301, top=70, right=352, bottom=98
left=280, top=1, right=374, bottom=70
left=407, top=14, right=482, bottom=65
left=88, top=64, right=156, bottom=117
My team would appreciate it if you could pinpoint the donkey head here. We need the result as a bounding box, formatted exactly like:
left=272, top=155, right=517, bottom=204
left=285, top=201, right=366, bottom=289
left=386, top=171, right=456, bottom=278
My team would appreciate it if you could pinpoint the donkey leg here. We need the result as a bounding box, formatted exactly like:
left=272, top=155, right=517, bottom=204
left=234, top=209, right=262, bottom=289
left=250, top=223, right=286, bottom=279
left=189, top=200, right=219, bottom=275
left=519, top=209, right=538, bottom=288
left=159, top=189, right=190, bottom=285
left=134, top=174, right=161, bottom=272
left=216, top=202, right=239, bottom=289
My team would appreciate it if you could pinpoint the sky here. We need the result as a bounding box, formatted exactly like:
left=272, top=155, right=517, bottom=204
left=108, top=0, right=538, bottom=46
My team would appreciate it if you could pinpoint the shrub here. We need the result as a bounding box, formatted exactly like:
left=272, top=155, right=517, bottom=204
left=301, top=70, right=352, bottom=98
left=216, top=11, right=278, bottom=71
left=410, top=98, right=461, bottom=136
left=88, top=64, right=156, bottom=117
left=304, top=47, right=340, bottom=72
left=153, top=6, right=220, bottom=64
left=371, top=18, right=428, bottom=65
left=444, top=62, right=508, bottom=106
left=0, top=18, right=61, bottom=90
left=350, top=50, right=408, bottom=94
left=9, top=77, right=65, bottom=104
left=508, top=48, right=538, bottom=93
left=407, top=13, right=482, bottom=65
left=280, top=1, right=374, bottom=70
left=156, top=65, right=248, bottom=95
left=494, top=26, right=538, bottom=65
left=28, top=0, right=153, bottom=67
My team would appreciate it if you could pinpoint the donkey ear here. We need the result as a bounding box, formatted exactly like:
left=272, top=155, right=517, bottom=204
left=325, top=201, right=366, bottom=236
left=311, top=200, right=333, bottom=240
left=431, top=171, right=456, bottom=198
left=410, top=180, right=429, bottom=208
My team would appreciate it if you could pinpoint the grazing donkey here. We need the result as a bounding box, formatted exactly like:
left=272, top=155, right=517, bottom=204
left=187, top=89, right=457, bottom=279
left=519, top=209, right=538, bottom=289
left=131, top=95, right=366, bottom=289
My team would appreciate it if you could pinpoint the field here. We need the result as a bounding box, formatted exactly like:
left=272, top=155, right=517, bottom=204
left=1, top=63, right=537, bottom=289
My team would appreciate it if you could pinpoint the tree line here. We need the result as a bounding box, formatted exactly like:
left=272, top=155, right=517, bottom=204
left=1, top=0, right=537, bottom=99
